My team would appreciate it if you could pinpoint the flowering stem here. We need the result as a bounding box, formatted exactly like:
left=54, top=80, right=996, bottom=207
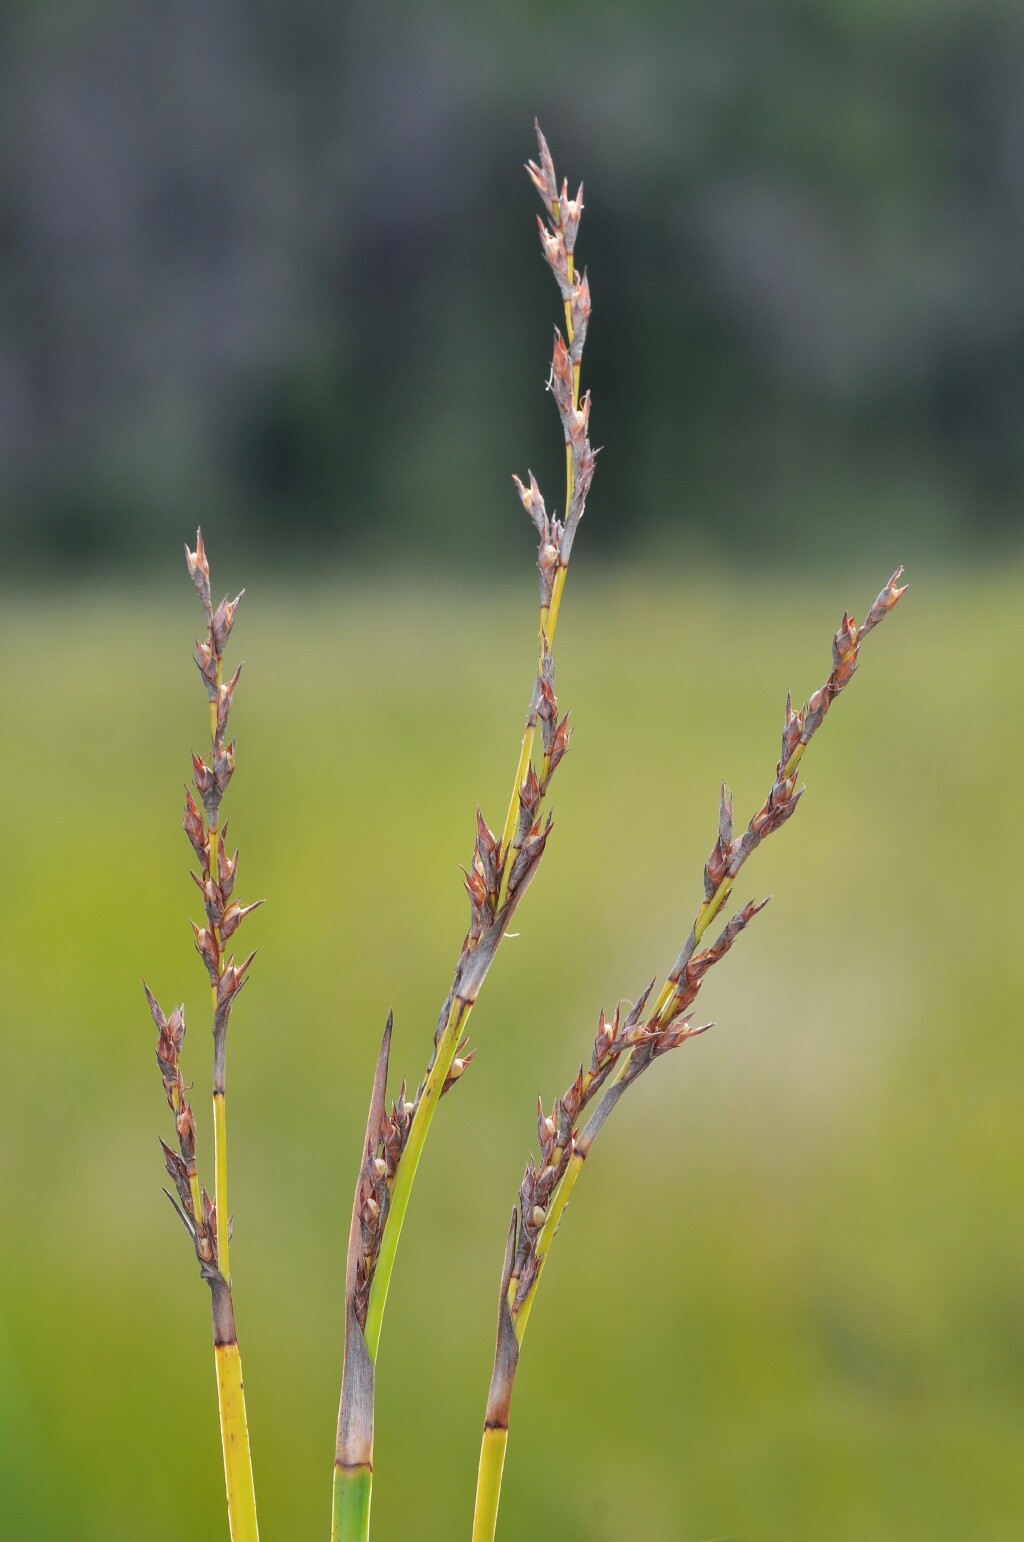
left=148, top=530, right=263, bottom=1540
left=473, top=569, right=908, bottom=1541
left=334, top=125, right=597, bottom=1542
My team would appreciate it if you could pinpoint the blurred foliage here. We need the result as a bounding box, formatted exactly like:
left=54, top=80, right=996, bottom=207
left=2, top=0, right=1024, bottom=575
left=1, top=562, right=1022, bottom=1539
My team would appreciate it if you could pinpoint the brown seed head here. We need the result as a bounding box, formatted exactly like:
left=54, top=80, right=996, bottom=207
left=214, top=738, right=235, bottom=794
left=803, top=683, right=831, bottom=739
left=536, top=215, right=569, bottom=290
left=832, top=611, right=858, bottom=667
left=191, top=922, right=220, bottom=981
left=476, top=807, right=498, bottom=857
left=221, top=898, right=264, bottom=941
left=183, top=789, right=208, bottom=869
left=441, top=1040, right=475, bottom=1097
left=525, top=121, right=559, bottom=217
left=564, top=443, right=597, bottom=548
left=516, top=763, right=542, bottom=833
left=160, top=1138, right=193, bottom=1212
left=175, top=1098, right=197, bottom=1159
left=543, top=714, right=571, bottom=781
left=185, top=528, right=212, bottom=614
left=860, top=566, right=908, bottom=638
left=568, top=269, right=590, bottom=360
left=211, top=592, right=244, bottom=656
left=202, top=878, right=225, bottom=927
left=550, top=331, right=574, bottom=423
left=560, top=180, right=584, bottom=253
left=194, top=638, right=218, bottom=695
left=567, top=390, right=591, bottom=453
left=216, top=665, right=243, bottom=737
left=703, top=783, right=734, bottom=900
left=217, top=950, right=256, bottom=1008
left=192, top=753, right=214, bottom=799
left=507, top=812, right=553, bottom=898
left=218, top=840, right=237, bottom=897
left=561, top=1066, right=584, bottom=1124
left=143, top=980, right=169, bottom=1035
left=830, top=612, right=860, bottom=694
left=513, top=471, right=548, bottom=539
left=779, top=693, right=803, bottom=771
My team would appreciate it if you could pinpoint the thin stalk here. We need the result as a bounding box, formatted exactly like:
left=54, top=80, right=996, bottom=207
left=561, top=243, right=576, bottom=528
left=499, top=730, right=537, bottom=862
left=472, top=1431, right=509, bottom=1542
left=213, top=1087, right=229, bottom=1278
left=333, top=1469, right=372, bottom=1542
left=212, top=1278, right=260, bottom=1542
left=209, top=658, right=231, bottom=1283
left=644, top=885, right=732, bottom=1026
left=472, top=1216, right=519, bottom=1542
left=212, top=1007, right=230, bottom=1283
left=215, top=1349, right=259, bottom=1540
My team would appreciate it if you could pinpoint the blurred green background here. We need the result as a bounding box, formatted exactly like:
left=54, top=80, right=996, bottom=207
left=2, top=1, right=1024, bottom=1539
left=2, top=567, right=1022, bottom=1540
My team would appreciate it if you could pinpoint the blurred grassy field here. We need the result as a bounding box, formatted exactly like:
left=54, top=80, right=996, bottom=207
left=1, top=560, right=1021, bottom=1541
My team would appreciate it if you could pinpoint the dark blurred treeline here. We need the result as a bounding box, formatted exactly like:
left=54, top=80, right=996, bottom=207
left=2, top=0, right=1023, bottom=575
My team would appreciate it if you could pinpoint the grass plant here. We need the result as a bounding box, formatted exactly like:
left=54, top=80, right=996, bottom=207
left=145, top=534, right=261, bottom=1540
left=143, top=125, right=906, bottom=1542
left=332, top=123, right=592, bottom=1541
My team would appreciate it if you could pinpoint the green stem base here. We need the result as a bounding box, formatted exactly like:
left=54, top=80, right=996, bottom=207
left=332, top=1463, right=372, bottom=1542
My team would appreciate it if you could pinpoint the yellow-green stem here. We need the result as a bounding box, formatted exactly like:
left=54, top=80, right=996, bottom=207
left=214, top=1340, right=260, bottom=1542
left=209, top=818, right=230, bottom=1282
left=785, top=741, right=808, bottom=778
left=332, top=1464, right=372, bottom=1542
left=499, top=719, right=539, bottom=861
left=646, top=882, right=735, bottom=1026
left=362, top=997, right=470, bottom=1359
left=210, top=651, right=230, bottom=1281
left=472, top=1427, right=509, bottom=1542
left=562, top=252, right=576, bottom=531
